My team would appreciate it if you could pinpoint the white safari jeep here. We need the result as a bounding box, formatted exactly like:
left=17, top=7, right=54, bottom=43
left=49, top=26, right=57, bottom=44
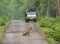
left=25, top=11, right=37, bottom=22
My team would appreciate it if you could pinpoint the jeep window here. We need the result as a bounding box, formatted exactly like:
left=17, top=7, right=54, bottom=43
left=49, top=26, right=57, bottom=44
left=27, top=12, right=36, bottom=15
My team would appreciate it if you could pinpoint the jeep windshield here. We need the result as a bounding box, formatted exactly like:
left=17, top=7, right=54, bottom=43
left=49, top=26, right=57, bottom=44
left=27, top=12, right=36, bottom=15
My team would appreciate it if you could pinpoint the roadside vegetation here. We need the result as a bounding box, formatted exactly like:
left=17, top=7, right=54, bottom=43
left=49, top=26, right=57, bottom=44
left=0, top=16, right=10, bottom=41
left=0, top=26, right=4, bottom=41
left=35, top=17, right=60, bottom=44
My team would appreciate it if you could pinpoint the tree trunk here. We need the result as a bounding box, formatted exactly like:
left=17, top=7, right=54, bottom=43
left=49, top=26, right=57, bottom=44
left=56, top=0, right=60, bottom=17
left=47, top=0, right=50, bottom=17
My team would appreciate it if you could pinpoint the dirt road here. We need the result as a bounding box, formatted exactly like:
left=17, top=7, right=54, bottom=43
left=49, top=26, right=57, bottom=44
left=2, top=20, right=49, bottom=44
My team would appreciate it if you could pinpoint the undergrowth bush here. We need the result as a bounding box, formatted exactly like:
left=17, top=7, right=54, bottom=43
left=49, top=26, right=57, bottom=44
left=0, top=16, right=10, bottom=26
left=38, top=17, right=55, bottom=28
left=0, top=16, right=10, bottom=41
left=52, top=23, right=60, bottom=41
left=36, top=17, right=60, bottom=42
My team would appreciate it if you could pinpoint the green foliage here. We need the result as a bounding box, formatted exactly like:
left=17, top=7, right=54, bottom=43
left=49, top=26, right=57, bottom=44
left=26, top=0, right=56, bottom=17
left=0, top=16, right=10, bottom=41
left=36, top=17, right=60, bottom=43
left=0, top=0, right=28, bottom=20
left=37, top=17, right=55, bottom=28
left=0, top=26, right=4, bottom=41
left=52, top=23, right=60, bottom=41
left=0, top=16, right=10, bottom=26
left=47, top=38, right=57, bottom=44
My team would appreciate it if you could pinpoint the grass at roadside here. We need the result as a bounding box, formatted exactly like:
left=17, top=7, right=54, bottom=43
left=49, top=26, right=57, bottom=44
left=35, top=23, right=57, bottom=44
left=0, top=20, right=10, bottom=42
left=0, top=26, right=4, bottom=41
left=40, top=28, right=57, bottom=44
left=35, top=17, right=60, bottom=44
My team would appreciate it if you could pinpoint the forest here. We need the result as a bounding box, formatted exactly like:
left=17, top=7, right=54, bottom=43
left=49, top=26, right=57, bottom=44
left=0, top=0, right=60, bottom=44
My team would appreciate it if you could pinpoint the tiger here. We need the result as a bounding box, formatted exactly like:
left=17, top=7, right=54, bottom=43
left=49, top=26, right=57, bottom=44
left=23, top=26, right=32, bottom=36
